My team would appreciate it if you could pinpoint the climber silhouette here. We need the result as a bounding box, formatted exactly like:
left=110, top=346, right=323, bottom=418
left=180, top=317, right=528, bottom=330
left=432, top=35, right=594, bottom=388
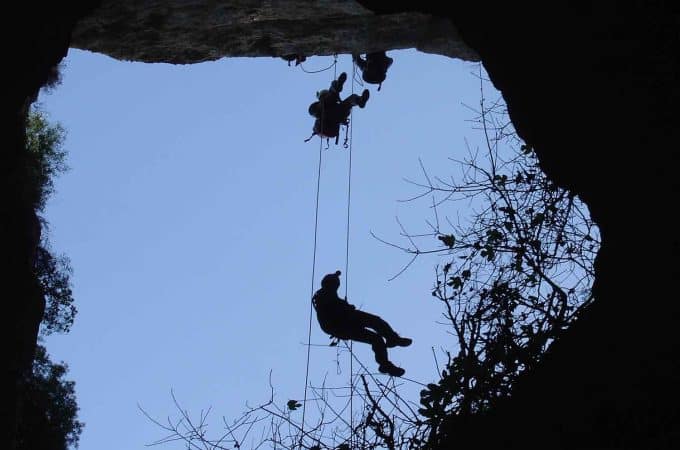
left=305, top=72, right=369, bottom=146
left=352, top=51, right=393, bottom=91
left=312, top=270, right=412, bottom=377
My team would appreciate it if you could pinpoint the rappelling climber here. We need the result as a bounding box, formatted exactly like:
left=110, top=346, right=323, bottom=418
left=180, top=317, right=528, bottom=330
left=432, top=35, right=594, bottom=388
left=352, top=51, right=394, bottom=91
left=305, top=72, right=370, bottom=146
left=312, top=270, right=412, bottom=377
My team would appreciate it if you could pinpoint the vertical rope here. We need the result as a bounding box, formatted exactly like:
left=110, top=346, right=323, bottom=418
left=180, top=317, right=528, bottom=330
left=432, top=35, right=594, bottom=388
left=345, top=58, right=356, bottom=449
left=301, top=54, right=355, bottom=449
left=333, top=53, right=337, bottom=80
left=301, top=104, right=325, bottom=450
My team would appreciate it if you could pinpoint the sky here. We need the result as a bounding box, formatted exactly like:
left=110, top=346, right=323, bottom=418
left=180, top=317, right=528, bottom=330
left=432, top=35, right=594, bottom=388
left=39, top=48, right=494, bottom=449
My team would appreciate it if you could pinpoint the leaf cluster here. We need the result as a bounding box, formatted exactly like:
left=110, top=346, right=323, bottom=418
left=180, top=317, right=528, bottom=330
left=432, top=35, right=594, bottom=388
left=17, top=104, right=83, bottom=450
left=25, top=108, right=68, bottom=211
left=16, top=345, right=83, bottom=450
left=25, top=107, right=77, bottom=336
left=405, top=87, right=600, bottom=435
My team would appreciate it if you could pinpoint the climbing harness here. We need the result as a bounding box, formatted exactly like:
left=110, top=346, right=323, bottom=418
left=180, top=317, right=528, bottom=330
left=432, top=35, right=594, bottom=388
left=302, top=54, right=355, bottom=149
left=303, top=119, right=350, bottom=148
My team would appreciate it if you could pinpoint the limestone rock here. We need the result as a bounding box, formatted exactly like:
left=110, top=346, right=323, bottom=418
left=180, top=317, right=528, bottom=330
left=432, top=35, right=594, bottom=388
left=70, top=0, right=478, bottom=64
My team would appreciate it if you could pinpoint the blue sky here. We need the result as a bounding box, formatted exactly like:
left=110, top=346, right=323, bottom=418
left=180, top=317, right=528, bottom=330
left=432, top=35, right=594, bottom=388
left=39, top=48, right=491, bottom=449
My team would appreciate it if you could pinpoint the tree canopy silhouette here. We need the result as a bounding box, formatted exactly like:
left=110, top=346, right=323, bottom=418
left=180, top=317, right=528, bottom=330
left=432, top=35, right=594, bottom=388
left=16, top=344, right=83, bottom=450
left=25, top=107, right=77, bottom=336
left=16, top=105, right=83, bottom=450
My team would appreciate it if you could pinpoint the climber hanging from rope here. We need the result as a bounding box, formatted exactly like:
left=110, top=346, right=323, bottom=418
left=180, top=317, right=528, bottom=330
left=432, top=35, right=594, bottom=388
left=312, top=270, right=412, bottom=377
left=352, top=51, right=394, bottom=91
left=304, top=72, right=370, bottom=146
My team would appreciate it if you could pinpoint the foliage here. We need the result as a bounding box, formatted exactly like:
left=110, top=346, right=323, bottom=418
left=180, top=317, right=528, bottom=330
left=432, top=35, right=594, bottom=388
left=42, top=62, right=67, bottom=94
left=25, top=107, right=77, bottom=335
left=16, top=344, right=83, bottom=450
left=142, top=366, right=430, bottom=450
left=25, top=107, right=68, bottom=211
left=20, top=99, right=83, bottom=449
left=35, top=243, right=77, bottom=335
left=386, top=75, right=600, bottom=438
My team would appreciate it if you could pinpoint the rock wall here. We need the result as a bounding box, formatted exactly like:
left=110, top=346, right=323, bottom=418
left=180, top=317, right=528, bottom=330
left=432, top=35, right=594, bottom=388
left=358, top=2, right=680, bottom=447
left=4, top=4, right=103, bottom=448
left=70, top=0, right=478, bottom=63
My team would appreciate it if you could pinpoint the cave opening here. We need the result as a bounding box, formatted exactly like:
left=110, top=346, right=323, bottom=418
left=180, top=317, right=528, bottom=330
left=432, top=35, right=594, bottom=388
left=36, top=46, right=602, bottom=448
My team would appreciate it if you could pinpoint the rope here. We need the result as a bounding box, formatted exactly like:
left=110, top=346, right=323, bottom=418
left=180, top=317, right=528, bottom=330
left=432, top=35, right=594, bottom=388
left=299, top=57, right=337, bottom=74
left=301, top=55, right=356, bottom=449
left=301, top=122, right=324, bottom=448
left=300, top=55, right=338, bottom=447
left=334, top=54, right=337, bottom=80
left=345, top=58, right=355, bottom=449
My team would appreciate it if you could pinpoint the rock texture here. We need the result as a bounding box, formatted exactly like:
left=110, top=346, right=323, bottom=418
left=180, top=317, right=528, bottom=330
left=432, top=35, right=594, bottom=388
left=70, top=0, right=479, bottom=63
left=5, top=4, right=103, bottom=449
left=360, top=3, right=680, bottom=448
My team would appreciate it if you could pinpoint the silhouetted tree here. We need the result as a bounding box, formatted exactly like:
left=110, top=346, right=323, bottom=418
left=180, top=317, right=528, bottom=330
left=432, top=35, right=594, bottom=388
left=375, top=73, right=600, bottom=445
left=15, top=344, right=83, bottom=450
left=26, top=107, right=68, bottom=211
left=16, top=105, right=83, bottom=449
left=26, top=107, right=77, bottom=336
left=142, top=369, right=430, bottom=450
left=35, top=244, right=76, bottom=336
